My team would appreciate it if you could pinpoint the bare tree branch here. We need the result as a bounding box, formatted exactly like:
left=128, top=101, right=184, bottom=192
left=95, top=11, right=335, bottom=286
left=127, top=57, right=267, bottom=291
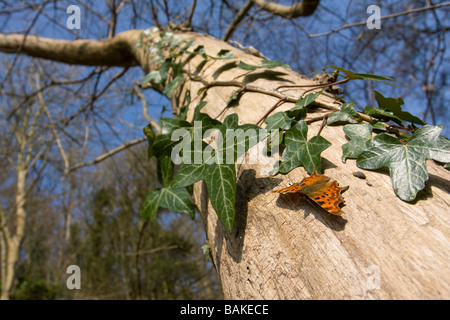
left=292, top=2, right=450, bottom=38
left=35, top=74, right=70, bottom=174
left=251, top=0, right=320, bottom=19
left=222, top=0, right=255, bottom=41
left=0, top=30, right=140, bottom=67
left=67, top=137, right=147, bottom=173
left=187, top=0, right=197, bottom=28
left=134, top=86, right=162, bottom=134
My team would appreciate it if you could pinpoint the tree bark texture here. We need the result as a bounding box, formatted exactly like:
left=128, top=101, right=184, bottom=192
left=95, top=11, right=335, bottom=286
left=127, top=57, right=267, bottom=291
left=1, top=30, right=449, bottom=299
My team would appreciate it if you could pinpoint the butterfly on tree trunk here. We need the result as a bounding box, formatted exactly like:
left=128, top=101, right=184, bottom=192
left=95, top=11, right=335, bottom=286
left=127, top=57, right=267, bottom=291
left=273, top=170, right=349, bottom=215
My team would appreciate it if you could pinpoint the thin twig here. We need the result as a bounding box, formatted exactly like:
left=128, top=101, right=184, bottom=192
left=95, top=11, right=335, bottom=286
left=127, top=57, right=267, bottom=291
left=187, top=0, right=197, bottom=28
left=68, top=137, right=147, bottom=173
left=292, top=2, right=450, bottom=38
left=256, top=97, right=287, bottom=125
left=134, top=86, right=162, bottom=134
left=222, top=0, right=255, bottom=41
left=316, top=114, right=329, bottom=137
left=126, top=245, right=180, bottom=256
left=35, top=74, right=70, bottom=174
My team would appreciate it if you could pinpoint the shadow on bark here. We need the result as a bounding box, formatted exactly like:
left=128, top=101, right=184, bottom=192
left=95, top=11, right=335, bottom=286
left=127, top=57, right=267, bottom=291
left=210, top=169, right=284, bottom=267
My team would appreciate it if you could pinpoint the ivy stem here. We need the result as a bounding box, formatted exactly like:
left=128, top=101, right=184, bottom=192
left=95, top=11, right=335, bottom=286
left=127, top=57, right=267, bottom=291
left=316, top=113, right=329, bottom=137
left=301, top=77, right=351, bottom=97
left=215, top=87, right=246, bottom=119
left=276, top=77, right=351, bottom=94
left=255, top=97, right=287, bottom=125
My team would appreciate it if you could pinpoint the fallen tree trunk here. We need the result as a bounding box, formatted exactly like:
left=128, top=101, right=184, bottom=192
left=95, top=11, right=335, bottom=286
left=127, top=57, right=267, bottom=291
left=1, top=29, right=449, bottom=299
left=172, top=32, right=450, bottom=300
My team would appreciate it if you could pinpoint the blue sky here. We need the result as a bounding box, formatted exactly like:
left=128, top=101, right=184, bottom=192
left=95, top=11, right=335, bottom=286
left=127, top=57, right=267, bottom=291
left=1, top=0, right=448, bottom=161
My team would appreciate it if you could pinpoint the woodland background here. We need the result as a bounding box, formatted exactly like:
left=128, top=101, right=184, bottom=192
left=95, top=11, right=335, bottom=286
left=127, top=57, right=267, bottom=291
left=0, top=0, right=448, bottom=299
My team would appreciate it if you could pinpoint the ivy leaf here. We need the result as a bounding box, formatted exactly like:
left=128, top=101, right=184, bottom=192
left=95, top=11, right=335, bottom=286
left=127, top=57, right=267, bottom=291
left=327, top=102, right=361, bottom=125
left=287, top=92, right=320, bottom=118
left=157, top=155, right=173, bottom=187
left=295, top=92, right=320, bottom=109
left=374, top=90, right=425, bottom=125
left=141, top=58, right=172, bottom=86
left=140, top=189, right=161, bottom=221
left=143, top=124, right=157, bottom=159
left=263, top=93, right=319, bottom=131
left=141, top=70, right=162, bottom=86
left=215, top=49, right=234, bottom=59
left=159, top=117, right=191, bottom=135
left=163, top=74, right=184, bottom=97
left=140, top=187, right=195, bottom=221
left=192, top=45, right=207, bottom=59
left=152, top=118, right=192, bottom=157
left=193, top=101, right=222, bottom=132
left=327, top=66, right=401, bottom=86
left=238, top=60, right=291, bottom=70
left=364, top=106, right=404, bottom=125
left=170, top=147, right=236, bottom=233
left=371, top=121, right=387, bottom=131
left=357, top=125, right=450, bottom=201
left=275, top=120, right=331, bottom=175
left=219, top=114, right=263, bottom=160
left=341, top=123, right=373, bottom=163
left=178, top=90, right=190, bottom=121
left=264, top=112, right=294, bottom=131
left=171, top=113, right=263, bottom=232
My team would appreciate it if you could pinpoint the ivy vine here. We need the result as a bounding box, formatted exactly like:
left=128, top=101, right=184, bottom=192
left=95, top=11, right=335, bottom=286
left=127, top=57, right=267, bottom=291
left=136, top=28, right=450, bottom=233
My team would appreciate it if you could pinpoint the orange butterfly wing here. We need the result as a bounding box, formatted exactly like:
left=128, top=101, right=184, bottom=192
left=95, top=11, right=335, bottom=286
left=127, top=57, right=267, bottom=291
left=273, top=171, right=349, bottom=215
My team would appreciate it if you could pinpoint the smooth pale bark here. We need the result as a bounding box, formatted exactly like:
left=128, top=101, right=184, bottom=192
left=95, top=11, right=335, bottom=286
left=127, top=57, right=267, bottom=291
left=0, top=29, right=449, bottom=299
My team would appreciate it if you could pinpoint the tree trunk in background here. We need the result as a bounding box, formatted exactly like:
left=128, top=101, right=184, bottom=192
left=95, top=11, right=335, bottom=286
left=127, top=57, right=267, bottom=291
left=0, top=167, right=27, bottom=300
left=1, top=29, right=449, bottom=299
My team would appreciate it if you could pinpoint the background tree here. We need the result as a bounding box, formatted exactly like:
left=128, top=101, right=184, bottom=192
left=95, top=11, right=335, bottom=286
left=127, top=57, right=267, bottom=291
left=0, top=0, right=449, bottom=299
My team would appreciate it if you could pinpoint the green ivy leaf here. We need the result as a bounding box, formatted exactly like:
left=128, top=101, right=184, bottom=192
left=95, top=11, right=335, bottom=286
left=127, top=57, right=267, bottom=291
left=263, top=93, right=319, bottom=131
left=152, top=118, right=192, bottom=157
left=341, top=123, right=373, bottom=163
left=140, top=187, right=195, bottom=221
left=201, top=244, right=211, bottom=260
left=327, top=102, right=361, bottom=125
left=295, top=92, right=320, bottom=109
left=357, top=125, right=450, bottom=201
left=370, top=121, right=387, bottom=131
left=364, top=106, right=403, bottom=125
left=141, top=58, right=172, bottom=86
left=327, top=66, right=401, bottom=86
left=143, top=124, right=157, bottom=159
left=157, top=156, right=173, bottom=187
left=288, top=92, right=319, bottom=118
left=215, top=49, right=234, bottom=59
left=170, top=151, right=236, bottom=233
left=192, top=45, right=207, bottom=59
left=264, top=112, right=294, bottom=131
left=171, top=113, right=264, bottom=232
left=374, top=90, right=426, bottom=125
left=192, top=101, right=222, bottom=132
left=237, top=60, right=291, bottom=71
left=159, top=117, right=192, bottom=135
left=163, top=74, right=184, bottom=97
left=178, top=90, right=190, bottom=121
left=276, top=120, right=331, bottom=175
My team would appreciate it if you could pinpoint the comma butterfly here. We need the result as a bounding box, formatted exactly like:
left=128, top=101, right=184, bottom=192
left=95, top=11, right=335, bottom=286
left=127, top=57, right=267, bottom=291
left=273, top=170, right=349, bottom=215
